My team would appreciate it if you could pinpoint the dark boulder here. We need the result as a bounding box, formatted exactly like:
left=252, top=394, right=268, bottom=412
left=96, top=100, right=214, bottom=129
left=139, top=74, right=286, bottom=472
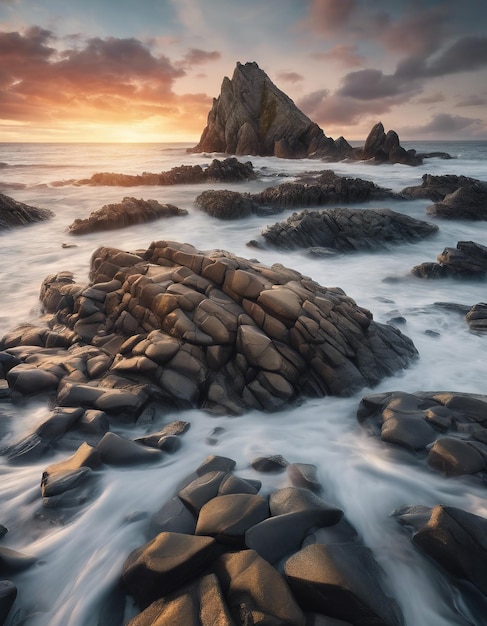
left=195, top=190, right=259, bottom=219
left=466, top=302, right=487, bottom=332
left=401, top=174, right=478, bottom=201
left=0, top=193, right=53, bottom=230
left=189, top=61, right=348, bottom=160
left=0, top=580, right=17, bottom=626
left=427, top=182, right=487, bottom=220
left=67, top=197, right=187, bottom=235
left=256, top=207, right=438, bottom=252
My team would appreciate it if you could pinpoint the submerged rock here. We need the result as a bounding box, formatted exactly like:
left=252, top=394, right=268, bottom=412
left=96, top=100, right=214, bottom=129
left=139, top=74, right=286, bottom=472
left=0, top=193, right=54, bottom=230
left=67, top=197, right=187, bottom=235
left=0, top=240, right=418, bottom=416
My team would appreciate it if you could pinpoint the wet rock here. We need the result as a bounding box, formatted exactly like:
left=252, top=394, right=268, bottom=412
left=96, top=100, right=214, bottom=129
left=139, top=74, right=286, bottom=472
left=68, top=197, right=187, bottom=235
left=427, top=437, right=486, bottom=476
left=256, top=207, right=438, bottom=252
left=7, top=364, right=60, bottom=398
left=287, top=463, right=322, bottom=492
left=305, top=614, right=353, bottom=626
left=427, top=183, right=487, bottom=220
left=178, top=471, right=229, bottom=515
left=196, top=455, right=237, bottom=476
left=214, top=549, right=306, bottom=625
left=0, top=547, right=36, bottom=573
left=126, top=573, right=234, bottom=626
left=195, top=190, right=260, bottom=219
left=195, top=493, right=269, bottom=546
left=251, top=454, right=289, bottom=473
left=135, top=420, right=190, bottom=450
left=96, top=432, right=162, bottom=466
left=284, top=543, right=403, bottom=625
left=0, top=193, right=54, bottom=230
left=251, top=170, right=400, bottom=210
left=407, top=505, right=487, bottom=597
left=122, top=531, right=217, bottom=608
left=269, top=487, right=343, bottom=521
left=412, top=240, right=487, bottom=279
left=149, top=496, right=197, bottom=538
left=3, top=240, right=418, bottom=416
left=0, top=580, right=17, bottom=625
left=401, top=174, right=476, bottom=201
left=466, top=303, right=487, bottom=332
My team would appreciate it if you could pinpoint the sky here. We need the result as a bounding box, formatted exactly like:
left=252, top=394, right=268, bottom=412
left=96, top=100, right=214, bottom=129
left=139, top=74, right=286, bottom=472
left=0, top=0, right=486, bottom=143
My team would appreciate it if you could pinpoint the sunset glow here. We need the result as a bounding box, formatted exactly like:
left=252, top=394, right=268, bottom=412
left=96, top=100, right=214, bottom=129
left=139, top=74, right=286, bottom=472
left=1, top=0, right=486, bottom=142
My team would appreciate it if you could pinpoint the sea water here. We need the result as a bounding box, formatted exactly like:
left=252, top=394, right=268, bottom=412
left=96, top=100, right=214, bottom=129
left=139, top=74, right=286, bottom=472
left=0, top=141, right=486, bottom=625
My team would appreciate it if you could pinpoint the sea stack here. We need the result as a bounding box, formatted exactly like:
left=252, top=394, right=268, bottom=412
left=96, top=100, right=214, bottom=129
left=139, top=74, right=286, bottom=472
left=189, top=61, right=351, bottom=160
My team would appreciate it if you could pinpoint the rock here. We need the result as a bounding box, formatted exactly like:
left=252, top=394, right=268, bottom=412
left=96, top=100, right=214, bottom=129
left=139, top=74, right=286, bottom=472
left=96, top=432, right=162, bottom=466
left=409, top=505, right=487, bottom=597
left=284, top=543, right=403, bottom=625
left=466, top=302, right=487, bottom=332
left=412, top=240, right=487, bottom=279
left=126, top=574, right=234, bottom=626
left=3, top=240, right=419, bottom=415
left=149, top=496, right=197, bottom=537
left=189, top=61, right=346, bottom=160
left=122, top=531, right=218, bottom=608
left=0, top=580, right=17, bottom=625
left=196, top=455, right=237, bottom=476
left=214, top=549, right=306, bottom=625
left=357, top=122, right=424, bottom=166
left=195, top=493, right=269, bottom=546
left=178, top=471, right=228, bottom=515
left=427, top=437, right=486, bottom=476
left=251, top=454, right=289, bottom=473
left=78, top=157, right=256, bottom=187
left=250, top=170, right=400, bottom=210
left=426, top=181, right=487, bottom=220
left=67, top=197, right=187, bottom=235
left=0, top=193, right=54, bottom=230
left=269, top=487, right=343, bottom=521
left=402, top=174, right=480, bottom=201
left=195, top=190, right=260, bottom=219
left=0, top=547, right=36, bottom=572
left=257, top=207, right=438, bottom=252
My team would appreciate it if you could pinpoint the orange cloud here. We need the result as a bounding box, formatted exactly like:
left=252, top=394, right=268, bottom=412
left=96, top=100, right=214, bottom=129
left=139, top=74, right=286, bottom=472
left=0, top=27, right=215, bottom=140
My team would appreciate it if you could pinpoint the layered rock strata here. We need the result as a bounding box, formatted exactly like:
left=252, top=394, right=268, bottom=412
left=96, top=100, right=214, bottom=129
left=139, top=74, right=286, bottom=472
left=0, top=241, right=418, bottom=417
left=253, top=208, right=438, bottom=252
left=0, top=193, right=54, bottom=230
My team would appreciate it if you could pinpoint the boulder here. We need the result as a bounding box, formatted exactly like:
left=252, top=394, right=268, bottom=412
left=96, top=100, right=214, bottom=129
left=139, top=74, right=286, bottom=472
left=284, top=543, right=404, bottom=625
left=189, top=61, right=347, bottom=160
left=0, top=580, right=17, bottom=626
left=427, top=183, right=487, bottom=220
left=466, top=302, right=487, bottom=332
left=401, top=174, right=478, bottom=201
left=195, top=190, right=259, bottom=219
left=0, top=193, right=53, bottom=230
left=256, top=207, right=438, bottom=252
left=68, top=197, right=187, bottom=235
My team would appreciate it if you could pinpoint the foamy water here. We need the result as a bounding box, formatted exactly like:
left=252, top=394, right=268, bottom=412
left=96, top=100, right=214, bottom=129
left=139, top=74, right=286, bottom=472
left=1, top=141, right=487, bottom=625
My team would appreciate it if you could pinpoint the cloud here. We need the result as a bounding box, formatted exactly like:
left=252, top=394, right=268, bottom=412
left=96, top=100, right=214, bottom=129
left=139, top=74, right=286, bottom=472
left=297, top=89, right=396, bottom=127
left=415, top=92, right=446, bottom=105
left=311, top=44, right=364, bottom=68
left=400, top=112, right=487, bottom=137
left=177, top=48, right=221, bottom=69
left=426, top=36, right=487, bottom=75
left=276, top=71, right=303, bottom=83
left=337, top=68, right=421, bottom=100
left=456, top=94, right=487, bottom=107
left=305, top=0, right=357, bottom=34
left=379, top=5, right=450, bottom=55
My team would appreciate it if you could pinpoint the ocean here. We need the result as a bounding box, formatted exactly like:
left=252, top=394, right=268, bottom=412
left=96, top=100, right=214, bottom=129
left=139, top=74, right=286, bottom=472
left=0, top=140, right=486, bottom=625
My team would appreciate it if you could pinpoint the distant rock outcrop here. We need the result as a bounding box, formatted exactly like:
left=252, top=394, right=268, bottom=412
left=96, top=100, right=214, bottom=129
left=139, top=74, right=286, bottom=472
left=76, top=158, right=256, bottom=187
left=68, top=197, right=187, bottom=235
left=0, top=193, right=54, bottom=230
left=252, top=207, right=438, bottom=253
left=412, top=240, right=487, bottom=279
left=355, top=123, right=422, bottom=166
left=189, top=62, right=351, bottom=160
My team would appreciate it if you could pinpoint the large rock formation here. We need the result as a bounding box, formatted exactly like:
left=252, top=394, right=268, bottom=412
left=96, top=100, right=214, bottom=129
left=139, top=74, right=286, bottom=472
left=189, top=62, right=351, bottom=160
left=0, top=241, right=417, bottom=417
left=0, top=193, right=54, bottom=230
left=412, top=240, right=487, bottom=279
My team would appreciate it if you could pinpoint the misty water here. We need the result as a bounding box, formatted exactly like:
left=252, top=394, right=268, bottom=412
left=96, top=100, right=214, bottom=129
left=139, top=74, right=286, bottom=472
left=0, top=141, right=487, bottom=625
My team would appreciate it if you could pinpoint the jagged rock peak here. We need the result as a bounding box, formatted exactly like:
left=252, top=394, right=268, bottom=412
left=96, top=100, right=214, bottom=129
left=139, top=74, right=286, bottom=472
left=189, top=61, right=351, bottom=160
